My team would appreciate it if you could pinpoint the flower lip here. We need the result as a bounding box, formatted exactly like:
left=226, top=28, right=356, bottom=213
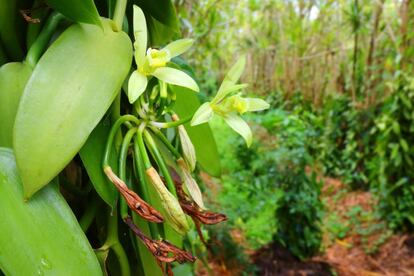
left=146, top=48, right=170, bottom=68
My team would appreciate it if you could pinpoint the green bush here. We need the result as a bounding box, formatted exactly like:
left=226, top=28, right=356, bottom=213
left=318, top=95, right=378, bottom=190
left=212, top=108, right=324, bottom=259
left=370, top=75, right=414, bottom=230
left=258, top=109, right=324, bottom=260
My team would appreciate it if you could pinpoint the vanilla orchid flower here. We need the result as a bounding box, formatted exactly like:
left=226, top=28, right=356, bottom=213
left=191, top=56, right=269, bottom=147
left=128, top=5, right=199, bottom=103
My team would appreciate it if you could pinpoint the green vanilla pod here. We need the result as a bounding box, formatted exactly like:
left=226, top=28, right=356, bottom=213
left=0, top=148, right=101, bottom=275
left=14, top=18, right=132, bottom=199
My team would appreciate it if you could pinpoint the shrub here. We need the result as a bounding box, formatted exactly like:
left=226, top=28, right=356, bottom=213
left=370, top=75, right=414, bottom=230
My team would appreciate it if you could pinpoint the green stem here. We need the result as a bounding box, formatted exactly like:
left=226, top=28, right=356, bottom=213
left=103, top=115, right=140, bottom=168
left=133, top=137, right=160, bottom=238
left=136, top=127, right=152, bottom=169
left=143, top=130, right=177, bottom=196
left=149, top=127, right=181, bottom=159
left=26, top=12, right=65, bottom=68
left=150, top=116, right=192, bottom=128
left=119, top=127, right=138, bottom=219
left=156, top=81, right=168, bottom=117
left=113, top=0, right=127, bottom=32
left=26, top=0, right=50, bottom=49
left=111, top=243, right=131, bottom=276
left=111, top=93, right=124, bottom=151
left=105, top=208, right=131, bottom=276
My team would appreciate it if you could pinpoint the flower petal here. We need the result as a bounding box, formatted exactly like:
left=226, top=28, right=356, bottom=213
left=244, top=97, right=270, bottom=112
left=152, top=67, right=199, bottom=92
left=128, top=71, right=148, bottom=103
left=191, top=102, right=213, bottom=126
left=177, top=125, right=197, bottom=171
left=214, top=56, right=246, bottom=103
left=133, top=5, right=147, bottom=68
left=214, top=84, right=248, bottom=103
left=223, top=114, right=252, bottom=147
left=163, top=39, right=194, bottom=58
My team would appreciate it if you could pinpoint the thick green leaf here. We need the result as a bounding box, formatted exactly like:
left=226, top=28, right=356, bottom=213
left=80, top=119, right=118, bottom=209
left=134, top=0, right=178, bottom=30
left=14, top=19, right=132, bottom=198
left=146, top=13, right=178, bottom=46
left=172, top=86, right=221, bottom=177
left=0, top=148, right=101, bottom=275
left=0, top=62, right=32, bottom=148
left=45, top=0, right=101, bottom=26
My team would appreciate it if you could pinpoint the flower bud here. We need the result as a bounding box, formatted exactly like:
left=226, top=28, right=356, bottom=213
left=177, top=158, right=205, bottom=209
left=178, top=124, right=197, bottom=171
left=171, top=114, right=196, bottom=171
left=146, top=167, right=189, bottom=235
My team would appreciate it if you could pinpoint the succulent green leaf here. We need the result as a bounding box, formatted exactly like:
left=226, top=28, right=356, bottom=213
left=164, top=39, right=193, bottom=58
left=0, top=62, right=32, bottom=148
left=134, top=0, right=178, bottom=30
left=44, top=0, right=101, bottom=26
left=224, top=113, right=252, bottom=147
left=128, top=70, right=148, bottom=103
left=152, top=67, right=199, bottom=92
left=13, top=19, right=132, bottom=199
left=145, top=13, right=178, bottom=46
left=0, top=148, right=101, bottom=275
left=80, top=120, right=118, bottom=209
left=191, top=102, right=214, bottom=126
left=173, top=87, right=221, bottom=177
left=215, top=56, right=246, bottom=102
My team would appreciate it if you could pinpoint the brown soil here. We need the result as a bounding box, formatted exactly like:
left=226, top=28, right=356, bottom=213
left=316, top=177, right=414, bottom=276
left=246, top=177, right=414, bottom=276
left=252, top=243, right=332, bottom=275
left=197, top=176, right=414, bottom=276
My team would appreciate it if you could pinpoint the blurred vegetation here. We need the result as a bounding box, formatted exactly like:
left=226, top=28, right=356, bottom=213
left=175, top=0, right=414, bottom=267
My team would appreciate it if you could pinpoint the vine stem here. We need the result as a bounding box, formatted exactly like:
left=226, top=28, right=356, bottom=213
left=119, top=127, right=138, bottom=219
left=26, top=12, right=65, bottom=68
left=149, top=127, right=181, bottom=159
left=103, top=115, right=140, bottom=168
left=113, top=0, right=128, bottom=32
left=103, top=208, right=131, bottom=276
left=150, top=115, right=192, bottom=128
left=143, top=130, right=177, bottom=196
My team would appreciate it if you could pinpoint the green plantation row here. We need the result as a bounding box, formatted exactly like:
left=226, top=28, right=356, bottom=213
left=212, top=73, right=414, bottom=263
